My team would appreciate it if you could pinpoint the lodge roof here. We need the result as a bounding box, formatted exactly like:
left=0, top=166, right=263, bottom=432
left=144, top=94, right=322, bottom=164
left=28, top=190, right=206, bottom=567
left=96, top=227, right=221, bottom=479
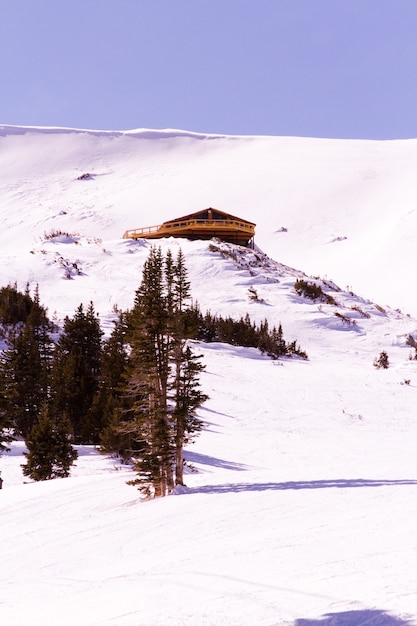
left=165, top=207, right=256, bottom=226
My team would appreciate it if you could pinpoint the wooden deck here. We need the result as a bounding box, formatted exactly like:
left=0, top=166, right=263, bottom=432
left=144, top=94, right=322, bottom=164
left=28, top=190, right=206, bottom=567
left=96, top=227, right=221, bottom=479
left=122, top=217, right=255, bottom=246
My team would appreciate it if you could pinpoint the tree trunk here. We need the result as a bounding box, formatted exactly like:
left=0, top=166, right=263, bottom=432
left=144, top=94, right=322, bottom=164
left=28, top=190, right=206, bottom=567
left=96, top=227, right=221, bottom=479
left=175, top=412, right=185, bottom=485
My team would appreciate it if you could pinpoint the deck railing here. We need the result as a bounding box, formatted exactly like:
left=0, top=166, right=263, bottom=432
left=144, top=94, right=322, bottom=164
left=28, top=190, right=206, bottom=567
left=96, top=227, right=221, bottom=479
left=123, top=218, right=255, bottom=240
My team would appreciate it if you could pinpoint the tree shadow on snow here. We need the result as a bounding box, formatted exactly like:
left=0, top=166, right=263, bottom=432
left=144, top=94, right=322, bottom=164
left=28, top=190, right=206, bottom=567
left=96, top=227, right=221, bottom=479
left=180, top=478, right=417, bottom=495
left=200, top=405, right=236, bottom=420
left=294, top=609, right=411, bottom=625
left=183, top=450, right=252, bottom=472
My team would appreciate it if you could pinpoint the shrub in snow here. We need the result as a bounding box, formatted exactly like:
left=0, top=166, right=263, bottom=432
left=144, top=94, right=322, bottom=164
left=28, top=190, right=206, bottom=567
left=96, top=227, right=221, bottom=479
left=43, top=229, right=79, bottom=242
left=351, top=305, right=371, bottom=319
left=248, top=286, right=264, bottom=303
left=373, top=351, right=389, bottom=369
left=294, top=279, right=336, bottom=305
left=334, top=311, right=356, bottom=325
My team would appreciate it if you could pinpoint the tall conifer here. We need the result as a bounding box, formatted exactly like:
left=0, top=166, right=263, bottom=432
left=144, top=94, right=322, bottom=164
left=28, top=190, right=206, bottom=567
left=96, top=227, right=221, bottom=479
left=98, top=312, right=135, bottom=460
left=126, top=246, right=206, bottom=496
left=0, top=285, right=53, bottom=438
left=127, top=247, right=173, bottom=496
left=50, top=302, right=103, bottom=443
left=172, top=346, right=207, bottom=485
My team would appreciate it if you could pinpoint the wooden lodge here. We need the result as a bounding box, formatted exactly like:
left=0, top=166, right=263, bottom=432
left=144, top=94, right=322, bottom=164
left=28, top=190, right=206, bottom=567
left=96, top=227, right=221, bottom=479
left=122, top=208, right=256, bottom=247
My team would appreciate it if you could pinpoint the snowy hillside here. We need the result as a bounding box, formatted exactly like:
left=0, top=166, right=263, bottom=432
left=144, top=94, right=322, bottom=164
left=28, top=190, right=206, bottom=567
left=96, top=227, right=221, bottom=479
left=1, top=126, right=417, bottom=625
left=1, top=124, right=417, bottom=317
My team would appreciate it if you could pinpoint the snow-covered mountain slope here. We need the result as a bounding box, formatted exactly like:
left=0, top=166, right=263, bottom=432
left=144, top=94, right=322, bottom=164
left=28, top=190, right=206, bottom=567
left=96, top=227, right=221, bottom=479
left=1, top=126, right=417, bottom=626
left=2, top=332, right=417, bottom=625
left=1, top=125, right=416, bottom=316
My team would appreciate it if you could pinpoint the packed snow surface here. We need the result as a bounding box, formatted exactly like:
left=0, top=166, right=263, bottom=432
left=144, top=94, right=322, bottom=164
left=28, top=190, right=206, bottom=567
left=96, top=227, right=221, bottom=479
left=1, top=126, right=417, bottom=625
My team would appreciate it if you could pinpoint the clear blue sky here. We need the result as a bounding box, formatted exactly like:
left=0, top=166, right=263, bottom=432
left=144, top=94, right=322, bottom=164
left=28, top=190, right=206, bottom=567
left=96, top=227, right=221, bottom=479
left=2, top=0, right=417, bottom=139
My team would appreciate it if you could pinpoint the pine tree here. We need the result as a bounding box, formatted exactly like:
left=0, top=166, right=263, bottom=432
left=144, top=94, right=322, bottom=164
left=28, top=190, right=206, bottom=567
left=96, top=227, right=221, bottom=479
left=22, top=404, right=78, bottom=481
left=126, top=247, right=207, bottom=496
left=0, top=285, right=54, bottom=437
left=172, top=346, right=207, bottom=485
left=126, top=247, right=173, bottom=496
left=0, top=413, right=14, bottom=454
left=173, top=248, right=191, bottom=314
left=50, top=302, right=103, bottom=443
left=170, top=250, right=206, bottom=485
left=98, top=312, right=135, bottom=460
left=0, top=282, right=34, bottom=325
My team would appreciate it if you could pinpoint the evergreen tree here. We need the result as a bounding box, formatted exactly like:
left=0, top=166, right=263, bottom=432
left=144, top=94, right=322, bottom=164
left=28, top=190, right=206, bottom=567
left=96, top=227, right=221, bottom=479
left=22, top=404, right=77, bottom=481
left=173, top=248, right=191, bottom=314
left=170, top=250, right=206, bottom=485
left=127, top=247, right=173, bottom=496
left=0, top=285, right=54, bottom=437
left=172, top=346, right=208, bottom=485
left=0, top=413, right=14, bottom=454
left=0, top=282, right=34, bottom=325
left=98, top=312, right=135, bottom=460
left=192, top=308, right=307, bottom=359
left=50, top=302, right=103, bottom=443
left=126, top=247, right=207, bottom=497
